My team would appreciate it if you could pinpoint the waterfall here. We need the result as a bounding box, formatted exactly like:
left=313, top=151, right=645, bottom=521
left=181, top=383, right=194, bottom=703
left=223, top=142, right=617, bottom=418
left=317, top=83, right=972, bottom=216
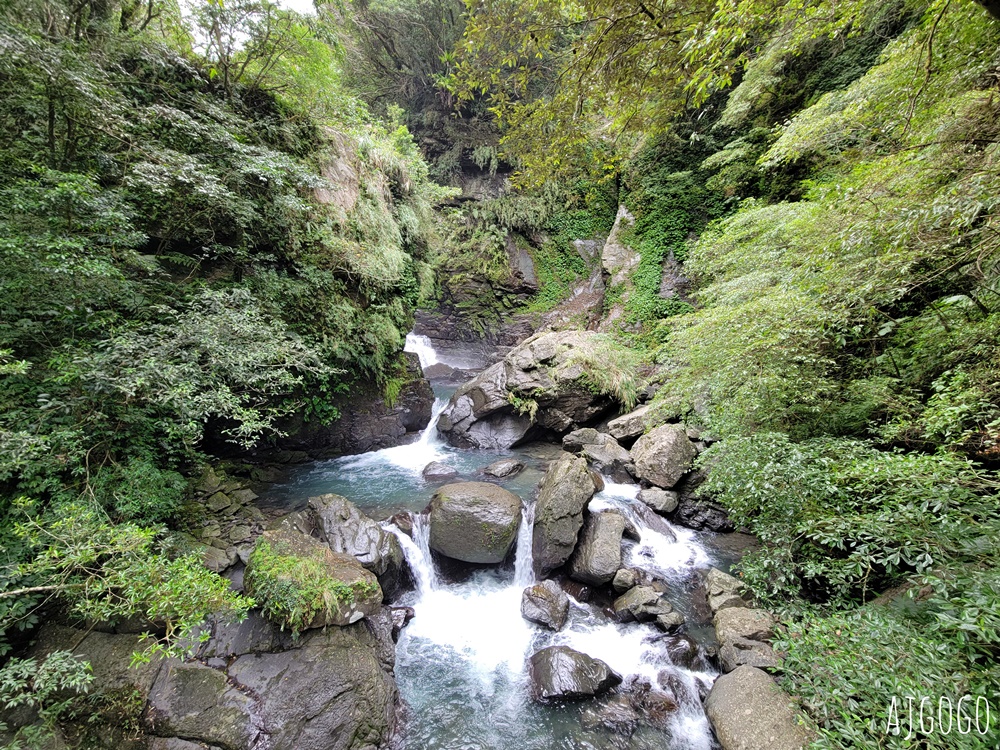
left=513, top=500, right=535, bottom=587
left=417, top=398, right=447, bottom=449
left=404, top=332, right=439, bottom=371
left=386, top=514, right=438, bottom=597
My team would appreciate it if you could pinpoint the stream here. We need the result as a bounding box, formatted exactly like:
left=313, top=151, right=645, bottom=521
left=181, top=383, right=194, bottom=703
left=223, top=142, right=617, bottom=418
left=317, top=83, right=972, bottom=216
left=263, top=334, right=732, bottom=750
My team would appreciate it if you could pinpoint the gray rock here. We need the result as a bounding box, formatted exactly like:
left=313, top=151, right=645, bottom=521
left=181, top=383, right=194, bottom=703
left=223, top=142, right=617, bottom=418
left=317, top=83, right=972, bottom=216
left=673, top=470, right=734, bottom=532
left=706, top=567, right=747, bottom=614
left=482, top=458, right=524, bottom=478
left=144, top=662, right=259, bottom=749
left=561, top=427, right=604, bottom=453
left=244, top=530, right=382, bottom=628
left=562, top=428, right=635, bottom=482
left=715, top=608, right=775, bottom=645
left=422, top=461, right=458, bottom=479
left=437, top=331, right=619, bottom=449
left=601, top=205, right=640, bottom=286
left=612, top=568, right=643, bottom=593
left=630, top=425, right=697, bottom=489
left=521, top=580, right=570, bottom=630
left=307, top=494, right=409, bottom=599
left=612, top=586, right=683, bottom=632
left=568, top=512, right=625, bottom=586
left=580, top=694, right=640, bottom=735
left=607, top=404, right=653, bottom=443
left=527, top=646, right=622, bottom=703
left=427, top=482, right=522, bottom=564
left=532, top=455, right=596, bottom=575
left=719, top=637, right=782, bottom=673
left=706, top=666, right=815, bottom=750
left=637, top=488, right=679, bottom=515
left=201, top=544, right=236, bottom=573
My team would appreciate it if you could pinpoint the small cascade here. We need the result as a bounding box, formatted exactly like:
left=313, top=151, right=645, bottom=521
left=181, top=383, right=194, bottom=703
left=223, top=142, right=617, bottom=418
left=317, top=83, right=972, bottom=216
left=386, top=514, right=438, bottom=597
left=404, top=332, right=439, bottom=370
left=336, top=397, right=448, bottom=475
left=513, top=500, right=535, bottom=588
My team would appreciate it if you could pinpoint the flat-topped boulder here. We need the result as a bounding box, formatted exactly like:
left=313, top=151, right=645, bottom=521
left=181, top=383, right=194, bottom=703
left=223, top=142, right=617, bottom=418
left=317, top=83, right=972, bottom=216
left=606, top=404, right=654, bottom=443
left=533, top=454, right=596, bottom=575
left=436, top=330, right=625, bottom=449
left=527, top=646, right=622, bottom=703
left=630, top=424, right=697, bottom=489
left=427, top=482, right=522, bottom=564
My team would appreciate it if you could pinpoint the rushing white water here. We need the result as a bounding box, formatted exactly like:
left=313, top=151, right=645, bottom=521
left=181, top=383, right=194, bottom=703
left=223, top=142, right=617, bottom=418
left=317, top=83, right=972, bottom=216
left=589, top=479, right=711, bottom=580
left=404, top=332, right=439, bottom=370
left=513, top=500, right=536, bottom=588
left=336, top=397, right=449, bottom=475
left=386, top=516, right=438, bottom=596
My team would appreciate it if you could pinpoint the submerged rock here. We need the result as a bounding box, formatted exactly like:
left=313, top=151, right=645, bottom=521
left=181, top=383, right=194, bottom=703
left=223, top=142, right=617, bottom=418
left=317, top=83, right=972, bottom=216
left=422, top=461, right=458, bottom=479
left=427, top=482, right=522, bottom=564
left=527, top=646, right=622, bottom=703
left=533, top=454, right=596, bottom=575
left=482, top=457, right=525, bottom=478
left=521, top=580, right=570, bottom=630
left=436, top=330, right=620, bottom=449
left=630, top=425, right=697, bottom=489
left=706, top=666, right=815, bottom=750
left=568, top=512, right=625, bottom=586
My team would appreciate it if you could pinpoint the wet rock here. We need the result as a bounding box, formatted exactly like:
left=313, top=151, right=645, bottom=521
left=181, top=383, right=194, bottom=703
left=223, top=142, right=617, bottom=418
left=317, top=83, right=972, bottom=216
left=630, top=425, right=696, bottom=489
left=390, top=606, right=415, bottom=641
left=673, top=470, right=734, bottom=532
left=580, top=695, right=640, bottom=735
left=568, top=512, right=624, bottom=586
left=706, top=567, right=747, bottom=614
left=307, top=494, right=409, bottom=600
left=436, top=330, right=619, bottom=449
left=527, top=646, right=622, bottom=703
left=613, top=586, right=684, bottom=632
left=521, top=580, right=570, bottom=630
left=386, top=511, right=413, bottom=537
left=422, top=461, right=458, bottom=480
left=559, top=579, right=593, bottom=603
left=606, top=404, right=653, bottom=444
left=482, top=458, right=524, bottom=478
left=612, top=567, right=645, bottom=593
left=653, top=634, right=712, bottom=673
left=706, top=666, right=815, bottom=750
left=637, top=488, right=678, bottom=515
left=244, top=529, right=382, bottom=628
left=427, top=482, right=522, bottom=564
left=532, top=454, right=596, bottom=575
left=562, top=429, right=635, bottom=483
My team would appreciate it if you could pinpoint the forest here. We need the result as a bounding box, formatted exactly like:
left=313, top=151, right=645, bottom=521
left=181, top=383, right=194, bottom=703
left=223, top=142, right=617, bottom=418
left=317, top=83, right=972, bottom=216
left=1, top=0, right=998, bottom=747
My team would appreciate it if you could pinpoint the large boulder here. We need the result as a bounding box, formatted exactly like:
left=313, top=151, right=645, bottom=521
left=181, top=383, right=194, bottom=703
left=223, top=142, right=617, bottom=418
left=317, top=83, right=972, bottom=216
left=562, top=428, right=635, bottom=483
left=568, top=512, right=625, bottom=586
left=427, top=482, right=522, bottom=564
left=637, top=488, right=679, bottom=515
left=612, top=586, right=685, bottom=632
left=714, top=608, right=781, bottom=673
left=436, top=330, right=621, bottom=449
left=606, top=404, right=654, bottom=443
left=306, top=494, right=409, bottom=599
left=521, top=580, right=570, bottom=631
left=630, top=425, right=697, bottom=489
left=532, top=454, right=596, bottom=575
left=527, top=646, right=622, bottom=703
left=245, top=530, right=382, bottom=630
left=706, top=666, right=815, bottom=750
left=706, top=568, right=747, bottom=614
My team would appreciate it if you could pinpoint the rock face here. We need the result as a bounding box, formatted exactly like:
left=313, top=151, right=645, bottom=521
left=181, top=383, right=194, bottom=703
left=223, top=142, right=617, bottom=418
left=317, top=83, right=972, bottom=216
left=630, top=425, right=697, bottom=489
left=521, top=580, right=570, bottom=630
left=305, top=494, right=409, bottom=600
left=606, top=404, right=653, bottom=443
left=527, top=646, right=622, bottom=703
left=706, top=568, right=747, bottom=614
left=568, top=512, right=625, bottom=586
left=427, top=482, right=522, bottom=564
left=532, top=454, right=597, bottom=575
left=706, top=666, right=815, bottom=750
left=436, top=330, right=620, bottom=450
left=22, top=611, right=398, bottom=750
left=673, top=470, right=734, bottom=532
left=562, top=428, right=635, bottom=483
left=245, top=529, right=383, bottom=629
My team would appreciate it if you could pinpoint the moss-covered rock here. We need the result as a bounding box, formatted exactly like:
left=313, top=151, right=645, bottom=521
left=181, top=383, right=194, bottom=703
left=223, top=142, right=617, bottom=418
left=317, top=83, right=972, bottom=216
left=427, top=482, right=522, bottom=564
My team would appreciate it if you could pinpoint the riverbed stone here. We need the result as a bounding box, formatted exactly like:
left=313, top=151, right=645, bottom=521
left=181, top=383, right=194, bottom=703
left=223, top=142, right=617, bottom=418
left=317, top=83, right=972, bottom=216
left=715, top=608, right=775, bottom=644
left=568, top=512, right=625, bottom=586
left=482, top=458, right=525, bottom=478
left=527, top=646, right=622, bottom=703
left=630, top=425, right=697, bottom=489
left=613, top=586, right=683, bottom=632
left=706, top=666, right=815, bottom=750
left=563, top=429, right=635, bottom=482
left=427, top=482, right=522, bottom=564
left=304, top=494, right=409, bottom=599
left=533, top=454, right=596, bottom=575
left=637, top=488, right=679, bottom=515
left=521, top=580, right=570, bottom=630
left=607, top=404, right=653, bottom=443
left=422, top=461, right=458, bottom=479
left=436, top=330, right=620, bottom=449
left=706, top=568, right=747, bottom=614
left=244, top=529, right=382, bottom=629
